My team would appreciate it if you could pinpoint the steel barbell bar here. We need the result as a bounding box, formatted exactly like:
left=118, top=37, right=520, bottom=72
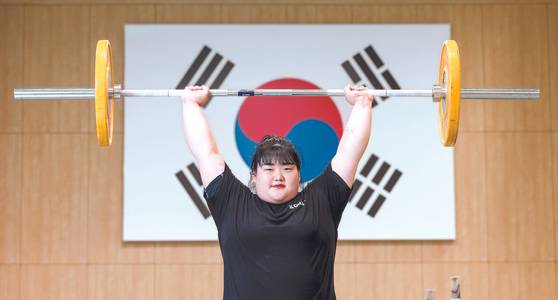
left=13, top=87, right=539, bottom=100
left=12, top=40, right=541, bottom=147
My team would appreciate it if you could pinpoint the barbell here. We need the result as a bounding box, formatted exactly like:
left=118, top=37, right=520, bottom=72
left=13, top=40, right=539, bottom=147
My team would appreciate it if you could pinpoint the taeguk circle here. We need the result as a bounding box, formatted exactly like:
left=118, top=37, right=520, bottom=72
left=235, top=78, right=343, bottom=182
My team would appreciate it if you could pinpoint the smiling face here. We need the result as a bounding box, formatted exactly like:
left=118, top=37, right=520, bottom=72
left=249, top=135, right=302, bottom=204
left=252, top=161, right=301, bottom=204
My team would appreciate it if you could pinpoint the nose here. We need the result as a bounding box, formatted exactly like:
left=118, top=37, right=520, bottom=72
left=272, top=169, right=284, bottom=181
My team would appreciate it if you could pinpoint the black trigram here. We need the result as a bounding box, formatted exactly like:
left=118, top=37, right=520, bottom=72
left=175, top=163, right=211, bottom=219
left=341, top=45, right=401, bottom=108
left=349, top=154, right=403, bottom=218
left=176, top=45, right=235, bottom=106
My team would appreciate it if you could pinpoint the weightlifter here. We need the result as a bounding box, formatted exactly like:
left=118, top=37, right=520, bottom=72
left=181, top=84, right=372, bottom=300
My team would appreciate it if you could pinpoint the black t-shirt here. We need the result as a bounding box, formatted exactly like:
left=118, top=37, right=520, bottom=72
left=204, top=163, right=352, bottom=300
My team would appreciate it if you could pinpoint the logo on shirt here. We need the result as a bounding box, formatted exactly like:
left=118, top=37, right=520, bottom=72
left=288, top=200, right=306, bottom=210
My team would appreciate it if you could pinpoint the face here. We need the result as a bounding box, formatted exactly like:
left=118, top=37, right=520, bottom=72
left=251, top=161, right=301, bottom=204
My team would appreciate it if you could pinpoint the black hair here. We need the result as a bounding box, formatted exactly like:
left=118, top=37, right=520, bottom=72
left=250, top=135, right=301, bottom=174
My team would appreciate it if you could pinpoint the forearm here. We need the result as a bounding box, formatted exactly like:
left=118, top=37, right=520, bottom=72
left=182, top=100, right=220, bottom=163
left=332, top=99, right=372, bottom=186
left=337, top=100, right=372, bottom=160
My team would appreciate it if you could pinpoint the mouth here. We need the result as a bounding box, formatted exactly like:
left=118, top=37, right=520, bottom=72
left=271, top=184, right=286, bottom=189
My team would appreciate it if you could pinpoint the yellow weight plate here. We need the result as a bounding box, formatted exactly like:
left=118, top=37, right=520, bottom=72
left=437, top=40, right=461, bottom=147
left=95, top=40, right=114, bottom=147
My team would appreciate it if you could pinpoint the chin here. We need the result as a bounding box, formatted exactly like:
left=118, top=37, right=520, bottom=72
left=273, top=197, right=291, bottom=203
left=272, top=192, right=297, bottom=203
left=257, top=188, right=297, bottom=204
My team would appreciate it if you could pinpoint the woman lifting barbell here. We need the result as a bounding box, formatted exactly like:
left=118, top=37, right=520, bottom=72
left=181, top=84, right=372, bottom=300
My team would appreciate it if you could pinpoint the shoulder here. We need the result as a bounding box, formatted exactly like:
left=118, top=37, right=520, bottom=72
left=204, top=163, right=250, bottom=201
left=198, top=154, right=226, bottom=188
left=305, top=163, right=351, bottom=192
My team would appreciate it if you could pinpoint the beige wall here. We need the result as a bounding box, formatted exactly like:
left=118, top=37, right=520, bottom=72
left=0, top=2, right=557, bottom=299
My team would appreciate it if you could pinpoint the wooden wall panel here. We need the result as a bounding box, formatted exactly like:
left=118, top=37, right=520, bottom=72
left=23, top=6, right=90, bottom=133
left=550, top=5, right=557, bottom=131
left=287, top=5, right=352, bottom=23
left=351, top=5, right=417, bottom=22
left=2, top=0, right=558, bottom=5
left=90, top=5, right=156, bottom=134
left=156, top=4, right=222, bottom=23
left=155, top=242, right=222, bottom=264
left=286, top=5, right=318, bottom=22
left=354, top=241, right=422, bottom=263
left=0, top=0, right=558, bottom=6
left=355, top=263, right=423, bottom=300
left=308, top=5, right=353, bottom=23
left=220, top=5, right=288, bottom=23
left=422, top=263, right=489, bottom=299
left=21, top=265, right=87, bottom=300
left=0, top=265, right=20, bottom=300
left=485, top=133, right=554, bottom=261
left=88, top=265, right=154, bottom=300
left=335, top=241, right=355, bottom=263
left=155, top=264, right=223, bottom=300
left=88, top=134, right=155, bottom=263
left=0, top=6, right=23, bottom=133
left=21, top=135, right=88, bottom=263
left=553, top=132, right=558, bottom=257
left=334, top=263, right=356, bottom=300
left=422, top=133, right=488, bottom=262
left=0, top=135, right=22, bottom=263
left=482, top=5, right=550, bottom=131
left=487, top=263, right=556, bottom=299
left=416, top=5, right=485, bottom=132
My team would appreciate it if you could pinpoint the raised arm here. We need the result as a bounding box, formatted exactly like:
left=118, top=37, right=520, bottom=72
left=181, top=85, right=225, bottom=187
left=331, top=85, right=373, bottom=187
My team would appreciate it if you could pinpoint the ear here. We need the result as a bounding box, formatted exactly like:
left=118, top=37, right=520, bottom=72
left=250, top=170, right=256, bottom=182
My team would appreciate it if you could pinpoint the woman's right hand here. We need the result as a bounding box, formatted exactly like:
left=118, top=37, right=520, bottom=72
left=181, top=85, right=210, bottom=106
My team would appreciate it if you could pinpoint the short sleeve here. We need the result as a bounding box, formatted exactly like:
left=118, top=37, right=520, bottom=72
left=203, top=164, right=251, bottom=229
left=307, top=163, right=352, bottom=226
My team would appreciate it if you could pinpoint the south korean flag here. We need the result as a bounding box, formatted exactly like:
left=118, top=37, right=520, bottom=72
left=123, top=25, right=454, bottom=241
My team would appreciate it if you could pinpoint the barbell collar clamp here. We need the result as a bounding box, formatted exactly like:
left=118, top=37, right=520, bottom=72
left=113, top=84, right=122, bottom=100
left=432, top=84, right=443, bottom=103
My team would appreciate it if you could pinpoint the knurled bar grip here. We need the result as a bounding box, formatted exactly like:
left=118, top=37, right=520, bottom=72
left=13, top=88, right=540, bottom=100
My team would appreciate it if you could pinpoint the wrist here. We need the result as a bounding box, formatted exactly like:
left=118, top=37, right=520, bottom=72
left=182, top=98, right=203, bottom=108
left=354, top=98, right=373, bottom=107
